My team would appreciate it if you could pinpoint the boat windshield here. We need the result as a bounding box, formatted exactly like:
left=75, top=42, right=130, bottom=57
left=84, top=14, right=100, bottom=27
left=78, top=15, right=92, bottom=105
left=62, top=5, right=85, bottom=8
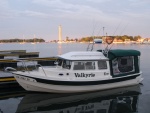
left=54, top=59, right=63, bottom=66
left=62, top=60, right=72, bottom=69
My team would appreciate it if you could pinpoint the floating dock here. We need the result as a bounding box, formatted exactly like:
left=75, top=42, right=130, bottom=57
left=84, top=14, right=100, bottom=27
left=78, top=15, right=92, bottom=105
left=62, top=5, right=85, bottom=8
left=0, top=50, right=39, bottom=59
left=0, top=50, right=57, bottom=89
left=0, top=50, right=39, bottom=69
left=0, top=71, right=23, bottom=91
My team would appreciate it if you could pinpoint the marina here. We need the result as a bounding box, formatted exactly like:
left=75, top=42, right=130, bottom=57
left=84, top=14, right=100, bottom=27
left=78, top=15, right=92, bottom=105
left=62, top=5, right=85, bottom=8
left=0, top=0, right=150, bottom=112
left=0, top=43, right=149, bottom=112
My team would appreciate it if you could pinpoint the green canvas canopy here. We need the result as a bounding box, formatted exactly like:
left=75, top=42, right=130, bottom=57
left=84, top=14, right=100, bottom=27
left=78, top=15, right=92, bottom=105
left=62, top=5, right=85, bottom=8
left=107, top=49, right=141, bottom=60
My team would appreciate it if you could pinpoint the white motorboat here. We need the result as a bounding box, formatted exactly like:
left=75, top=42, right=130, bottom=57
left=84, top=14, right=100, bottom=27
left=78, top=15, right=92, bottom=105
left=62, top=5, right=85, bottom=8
left=11, top=38, right=143, bottom=93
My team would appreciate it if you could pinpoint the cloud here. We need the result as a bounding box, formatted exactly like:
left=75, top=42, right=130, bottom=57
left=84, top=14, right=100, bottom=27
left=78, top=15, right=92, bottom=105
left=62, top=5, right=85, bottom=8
left=21, top=10, right=50, bottom=18
left=31, top=0, right=111, bottom=21
left=0, top=0, right=150, bottom=39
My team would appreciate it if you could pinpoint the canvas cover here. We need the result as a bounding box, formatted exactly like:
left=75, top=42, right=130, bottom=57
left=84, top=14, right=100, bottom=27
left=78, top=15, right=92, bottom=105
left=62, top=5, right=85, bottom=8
left=101, top=49, right=141, bottom=60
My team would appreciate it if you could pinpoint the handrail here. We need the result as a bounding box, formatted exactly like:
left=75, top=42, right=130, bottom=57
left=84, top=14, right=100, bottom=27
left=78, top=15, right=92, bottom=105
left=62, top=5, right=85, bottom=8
left=18, top=60, right=47, bottom=76
left=21, top=60, right=30, bottom=74
left=36, top=64, right=47, bottom=76
left=86, top=42, right=94, bottom=51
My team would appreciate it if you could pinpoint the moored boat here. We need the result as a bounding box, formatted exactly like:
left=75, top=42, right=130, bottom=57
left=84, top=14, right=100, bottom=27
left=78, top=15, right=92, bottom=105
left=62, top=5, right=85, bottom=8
left=11, top=37, right=143, bottom=93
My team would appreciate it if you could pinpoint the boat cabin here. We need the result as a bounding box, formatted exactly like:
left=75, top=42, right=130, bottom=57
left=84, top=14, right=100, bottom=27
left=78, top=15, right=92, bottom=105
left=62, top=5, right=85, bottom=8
left=55, top=51, right=109, bottom=71
left=55, top=50, right=141, bottom=78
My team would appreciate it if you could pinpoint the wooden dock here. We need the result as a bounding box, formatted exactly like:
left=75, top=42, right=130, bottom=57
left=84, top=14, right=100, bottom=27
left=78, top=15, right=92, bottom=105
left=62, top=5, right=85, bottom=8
left=0, top=50, right=57, bottom=89
left=0, top=50, right=40, bottom=69
left=0, top=58, right=57, bottom=89
left=0, top=71, right=22, bottom=91
left=0, top=50, right=39, bottom=59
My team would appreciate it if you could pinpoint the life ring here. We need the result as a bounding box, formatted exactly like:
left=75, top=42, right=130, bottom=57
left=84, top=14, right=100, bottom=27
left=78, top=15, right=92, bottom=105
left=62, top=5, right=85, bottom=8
left=106, top=36, right=114, bottom=45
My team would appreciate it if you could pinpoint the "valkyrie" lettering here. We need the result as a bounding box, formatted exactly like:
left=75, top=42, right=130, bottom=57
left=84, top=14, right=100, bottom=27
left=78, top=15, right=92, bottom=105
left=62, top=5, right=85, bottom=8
left=74, top=73, right=95, bottom=78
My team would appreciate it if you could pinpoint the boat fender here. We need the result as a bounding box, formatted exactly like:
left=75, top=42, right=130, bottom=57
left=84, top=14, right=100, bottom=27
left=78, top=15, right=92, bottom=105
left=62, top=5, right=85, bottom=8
left=59, top=73, right=63, bottom=76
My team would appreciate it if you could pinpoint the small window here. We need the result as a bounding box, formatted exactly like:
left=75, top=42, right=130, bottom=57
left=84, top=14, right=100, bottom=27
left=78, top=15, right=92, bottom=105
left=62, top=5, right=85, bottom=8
left=112, top=56, right=134, bottom=75
left=62, top=60, right=72, bottom=69
left=54, top=59, right=63, bottom=66
left=118, top=56, right=134, bottom=72
left=98, top=60, right=107, bottom=69
left=73, top=61, right=95, bottom=70
left=85, top=62, right=95, bottom=70
left=73, top=62, right=85, bottom=70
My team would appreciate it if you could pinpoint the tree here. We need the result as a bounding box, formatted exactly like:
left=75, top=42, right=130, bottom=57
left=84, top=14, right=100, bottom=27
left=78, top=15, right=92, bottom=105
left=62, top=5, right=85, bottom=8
left=66, top=36, right=69, bottom=42
left=134, top=35, right=142, bottom=41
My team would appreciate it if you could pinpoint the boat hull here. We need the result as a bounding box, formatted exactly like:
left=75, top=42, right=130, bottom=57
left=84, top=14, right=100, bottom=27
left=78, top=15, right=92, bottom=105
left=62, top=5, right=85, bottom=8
left=13, top=73, right=143, bottom=93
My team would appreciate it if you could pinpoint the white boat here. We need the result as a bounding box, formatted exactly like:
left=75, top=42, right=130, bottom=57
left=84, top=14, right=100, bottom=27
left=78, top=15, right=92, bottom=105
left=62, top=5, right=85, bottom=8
left=94, top=39, right=103, bottom=44
left=11, top=38, right=143, bottom=93
left=16, top=85, right=141, bottom=113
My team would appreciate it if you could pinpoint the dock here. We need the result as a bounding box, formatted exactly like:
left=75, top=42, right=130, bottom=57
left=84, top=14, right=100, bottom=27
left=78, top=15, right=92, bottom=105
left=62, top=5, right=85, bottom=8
left=0, top=50, right=39, bottom=59
left=0, top=50, right=57, bottom=89
left=0, top=71, right=23, bottom=91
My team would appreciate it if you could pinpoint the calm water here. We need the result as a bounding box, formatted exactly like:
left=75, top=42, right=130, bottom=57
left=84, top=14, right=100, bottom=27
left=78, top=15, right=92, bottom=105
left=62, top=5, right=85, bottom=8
left=0, top=43, right=150, bottom=113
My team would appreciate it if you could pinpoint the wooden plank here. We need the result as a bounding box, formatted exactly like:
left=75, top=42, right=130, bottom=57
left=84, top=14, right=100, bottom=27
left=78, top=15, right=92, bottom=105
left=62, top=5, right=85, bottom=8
left=0, top=50, right=26, bottom=53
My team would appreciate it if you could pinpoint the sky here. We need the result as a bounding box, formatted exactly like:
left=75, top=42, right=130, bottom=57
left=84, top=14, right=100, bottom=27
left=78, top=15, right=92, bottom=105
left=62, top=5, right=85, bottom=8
left=0, top=0, right=150, bottom=41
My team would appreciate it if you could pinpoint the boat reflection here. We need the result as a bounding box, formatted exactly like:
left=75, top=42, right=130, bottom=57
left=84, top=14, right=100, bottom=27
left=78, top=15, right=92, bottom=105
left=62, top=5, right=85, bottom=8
left=0, top=87, right=26, bottom=100
left=16, top=85, right=141, bottom=113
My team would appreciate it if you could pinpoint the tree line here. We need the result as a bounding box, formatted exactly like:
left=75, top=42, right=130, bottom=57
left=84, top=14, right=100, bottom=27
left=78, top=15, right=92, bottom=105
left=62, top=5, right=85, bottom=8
left=78, top=35, right=142, bottom=42
left=0, top=38, right=45, bottom=43
left=0, top=35, right=142, bottom=43
left=51, top=35, right=141, bottom=42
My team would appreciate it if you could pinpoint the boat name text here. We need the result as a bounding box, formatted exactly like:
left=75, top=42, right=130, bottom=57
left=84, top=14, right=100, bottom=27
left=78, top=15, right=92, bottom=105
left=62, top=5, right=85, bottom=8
left=104, top=72, right=109, bottom=75
left=74, top=73, right=95, bottom=78
left=16, top=75, right=36, bottom=82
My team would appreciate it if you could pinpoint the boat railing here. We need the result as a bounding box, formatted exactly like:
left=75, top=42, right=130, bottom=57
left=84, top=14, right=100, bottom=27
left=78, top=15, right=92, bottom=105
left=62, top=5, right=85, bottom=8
left=18, top=60, right=47, bottom=76
left=86, top=42, right=94, bottom=51
left=36, top=64, right=47, bottom=76
left=19, top=60, right=30, bottom=74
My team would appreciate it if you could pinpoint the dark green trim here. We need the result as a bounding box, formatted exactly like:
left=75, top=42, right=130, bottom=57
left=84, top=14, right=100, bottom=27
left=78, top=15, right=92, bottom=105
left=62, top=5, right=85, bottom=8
left=107, top=49, right=141, bottom=60
left=97, top=49, right=141, bottom=60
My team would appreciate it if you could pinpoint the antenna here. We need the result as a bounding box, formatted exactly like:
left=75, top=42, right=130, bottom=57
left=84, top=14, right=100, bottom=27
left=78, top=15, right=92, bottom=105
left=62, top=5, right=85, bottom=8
left=109, top=21, right=128, bottom=50
left=119, top=22, right=129, bottom=36
left=103, top=27, right=105, bottom=37
left=86, top=20, right=97, bottom=51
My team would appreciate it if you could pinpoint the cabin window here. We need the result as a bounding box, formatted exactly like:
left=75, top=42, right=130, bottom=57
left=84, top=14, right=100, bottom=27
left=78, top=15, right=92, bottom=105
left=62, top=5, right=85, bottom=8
left=98, top=60, right=107, bottom=69
left=62, top=60, right=72, bottom=69
left=55, top=59, right=63, bottom=66
left=112, top=56, right=134, bottom=75
left=73, top=61, right=95, bottom=70
left=85, top=62, right=95, bottom=70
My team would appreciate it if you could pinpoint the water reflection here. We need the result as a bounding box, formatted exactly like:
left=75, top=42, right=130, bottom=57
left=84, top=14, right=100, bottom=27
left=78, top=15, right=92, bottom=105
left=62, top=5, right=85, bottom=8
left=0, top=88, right=26, bottom=113
left=58, top=43, right=62, bottom=55
left=16, top=85, right=141, bottom=113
